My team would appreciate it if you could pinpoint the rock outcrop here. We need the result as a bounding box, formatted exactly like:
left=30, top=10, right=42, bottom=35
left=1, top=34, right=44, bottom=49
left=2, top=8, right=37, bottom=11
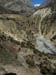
left=35, top=0, right=56, bottom=10
left=30, top=1, right=56, bottom=54
left=0, top=0, right=35, bottom=13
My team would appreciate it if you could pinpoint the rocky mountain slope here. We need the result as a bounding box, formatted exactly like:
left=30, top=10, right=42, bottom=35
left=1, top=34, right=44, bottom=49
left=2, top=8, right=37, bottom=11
left=0, top=0, right=35, bottom=13
left=30, top=2, right=56, bottom=54
left=35, top=0, right=56, bottom=9
left=0, top=0, right=31, bottom=6
left=0, top=0, right=56, bottom=75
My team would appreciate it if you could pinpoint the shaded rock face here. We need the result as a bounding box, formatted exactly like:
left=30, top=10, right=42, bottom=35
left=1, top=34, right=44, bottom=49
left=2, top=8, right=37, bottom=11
left=0, top=0, right=31, bottom=6
left=3, top=73, right=17, bottom=75
left=43, top=0, right=56, bottom=7
left=47, top=0, right=56, bottom=3
left=0, top=0, right=34, bottom=13
left=3, top=73, right=16, bottom=75
left=35, top=0, right=56, bottom=9
left=19, top=0, right=31, bottom=6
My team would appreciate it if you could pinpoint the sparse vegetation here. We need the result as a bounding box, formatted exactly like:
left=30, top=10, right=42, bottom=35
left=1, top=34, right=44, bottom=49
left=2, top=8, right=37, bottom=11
left=26, top=55, right=35, bottom=67
left=0, top=0, right=56, bottom=75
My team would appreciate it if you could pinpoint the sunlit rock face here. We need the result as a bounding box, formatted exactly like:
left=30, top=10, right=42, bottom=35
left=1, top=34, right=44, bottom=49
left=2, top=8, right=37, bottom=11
left=31, top=3, right=56, bottom=54
left=36, top=36, right=56, bottom=54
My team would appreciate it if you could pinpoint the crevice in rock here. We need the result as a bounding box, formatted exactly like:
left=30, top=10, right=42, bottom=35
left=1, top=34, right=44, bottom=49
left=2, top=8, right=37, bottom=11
left=3, top=73, right=17, bottom=75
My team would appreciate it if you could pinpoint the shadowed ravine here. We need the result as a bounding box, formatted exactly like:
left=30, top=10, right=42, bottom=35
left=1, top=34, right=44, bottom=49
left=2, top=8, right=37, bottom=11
left=36, top=36, right=56, bottom=54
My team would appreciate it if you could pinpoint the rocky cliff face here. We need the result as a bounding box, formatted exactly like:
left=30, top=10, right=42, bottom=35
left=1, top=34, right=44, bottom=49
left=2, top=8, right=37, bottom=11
left=0, top=0, right=31, bottom=6
left=0, top=0, right=56, bottom=75
left=30, top=3, right=56, bottom=54
left=35, top=0, right=56, bottom=10
left=0, top=0, right=34, bottom=13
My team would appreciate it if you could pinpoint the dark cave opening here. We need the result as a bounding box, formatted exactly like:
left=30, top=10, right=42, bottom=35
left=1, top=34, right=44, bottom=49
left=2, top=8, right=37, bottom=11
left=51, top=35, right=56, bottom=41
left=3, top=73, right=17, bottom=75
left=52, top=35, right=56, bottom=40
